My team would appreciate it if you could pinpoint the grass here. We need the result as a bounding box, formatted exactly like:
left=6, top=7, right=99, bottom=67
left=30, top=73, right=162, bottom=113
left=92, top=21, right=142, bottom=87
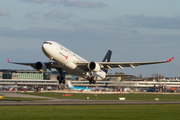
left=20, top=92, right=180, bottom=101
left=0, top=97, right=48, bottom=101
left=0, top=105, right=180, bottom=120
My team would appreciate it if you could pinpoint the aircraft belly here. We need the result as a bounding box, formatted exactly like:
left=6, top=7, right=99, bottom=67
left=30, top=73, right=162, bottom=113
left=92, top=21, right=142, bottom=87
left=93, top=71, right=106, bottom=80
left=62, top=62, right=85, bottom=77
left=84, top=71, right=106, bottom=81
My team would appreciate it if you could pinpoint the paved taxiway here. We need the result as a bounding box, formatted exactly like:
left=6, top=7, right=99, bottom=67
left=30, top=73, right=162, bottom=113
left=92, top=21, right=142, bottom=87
left=1, top=91, right=180, bottom=106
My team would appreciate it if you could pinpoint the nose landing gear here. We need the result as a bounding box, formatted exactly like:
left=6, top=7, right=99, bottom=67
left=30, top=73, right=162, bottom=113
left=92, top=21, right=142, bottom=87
left=57, top=75, right=65, bottom=84
left=56, top=68, right=65, bottom=84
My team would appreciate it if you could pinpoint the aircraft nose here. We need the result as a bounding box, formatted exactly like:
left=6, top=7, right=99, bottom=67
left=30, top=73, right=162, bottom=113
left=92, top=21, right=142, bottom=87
left=42, top=43, right=50, bottom=56
left=42, top=42, right=53, bottom=58
left=42, top=43, right=46, bottom=52
left=42, top=43, right=45, bottom=50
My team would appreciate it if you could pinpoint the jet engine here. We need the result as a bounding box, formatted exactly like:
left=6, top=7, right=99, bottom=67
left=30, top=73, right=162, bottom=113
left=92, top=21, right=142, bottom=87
left=35, top=62, right=47, bottom=72
left=88, top=62, right=101, bottom=72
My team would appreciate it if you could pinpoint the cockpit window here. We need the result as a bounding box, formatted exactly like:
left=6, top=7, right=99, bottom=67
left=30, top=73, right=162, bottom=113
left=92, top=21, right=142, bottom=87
left=44, top=42, right=52, bottom=45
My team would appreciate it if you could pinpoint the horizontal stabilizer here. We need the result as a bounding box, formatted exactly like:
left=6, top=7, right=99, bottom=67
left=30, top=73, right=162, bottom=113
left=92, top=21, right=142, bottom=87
left=106, top=74, right=134, bottom=77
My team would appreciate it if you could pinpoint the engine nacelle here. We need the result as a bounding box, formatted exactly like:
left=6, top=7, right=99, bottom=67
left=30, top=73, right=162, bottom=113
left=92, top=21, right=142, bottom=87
left=88, top=62, right=101, bottom=72
left=35, top=62, right=47, bottom=72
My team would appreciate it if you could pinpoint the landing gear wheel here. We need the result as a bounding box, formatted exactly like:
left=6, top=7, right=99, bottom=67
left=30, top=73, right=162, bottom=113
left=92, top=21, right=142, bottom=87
left=57, top=75, right=65, bottom=84
left=88, top=77, right=96, bottom=84
left=59, top=80, right=62, bottom=84
left=57, top=75, right=60, bottom=80
left=56, top=68, right=65, bottom=85
left=62, top=80, right=65, bottom=84
left=93, top=80, right=96, bottom=84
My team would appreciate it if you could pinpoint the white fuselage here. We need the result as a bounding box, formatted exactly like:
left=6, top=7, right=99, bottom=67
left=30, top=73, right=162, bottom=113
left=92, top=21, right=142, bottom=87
left=42, top=41, right=106, bottom=80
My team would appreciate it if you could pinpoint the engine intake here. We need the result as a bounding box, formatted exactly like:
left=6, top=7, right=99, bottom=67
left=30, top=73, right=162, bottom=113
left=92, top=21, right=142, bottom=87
left=35, top=62, right=47, bottom=72
left=88, top=62, right=101, bottom=72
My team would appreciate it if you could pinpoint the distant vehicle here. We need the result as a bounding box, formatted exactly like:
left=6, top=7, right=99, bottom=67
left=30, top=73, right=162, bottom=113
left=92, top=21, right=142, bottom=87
left=123, top=87, right=132, bottom=92
left=0, top=82, right=19, bottom=91
left=140, top=84, right=157, bottom=92
left=166, top=87, right=179, bottom=92
left=176, top=88, right=180, bottom=92
left=67, top=80, right=91, bottom=91
left=8, top=41, right=174, bottom=85
left=18, top=86, right=28, bottom=91
left=91, top=83, right=110, bottom=91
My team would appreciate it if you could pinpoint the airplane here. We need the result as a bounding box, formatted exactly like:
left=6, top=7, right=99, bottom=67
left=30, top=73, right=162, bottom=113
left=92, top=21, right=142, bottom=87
left=0, top=82, right=18, bottom=91
left=67, top=80, right=91, bottom=91
left=8, top=41, right=174, bottom=84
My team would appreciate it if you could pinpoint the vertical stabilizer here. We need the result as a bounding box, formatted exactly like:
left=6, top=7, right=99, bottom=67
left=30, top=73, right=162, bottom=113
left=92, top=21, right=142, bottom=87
left=67, top=81, right=74, bottom=88
left=102, top=50, right=112, bottom=62
left=14, top=82, right=17, bottom=86
left=102, top=50, right=112, bottom=73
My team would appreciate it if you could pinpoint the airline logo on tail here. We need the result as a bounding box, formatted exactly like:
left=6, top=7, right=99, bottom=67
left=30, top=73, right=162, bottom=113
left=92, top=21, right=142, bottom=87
left=15, top=82, right=18, bottom=86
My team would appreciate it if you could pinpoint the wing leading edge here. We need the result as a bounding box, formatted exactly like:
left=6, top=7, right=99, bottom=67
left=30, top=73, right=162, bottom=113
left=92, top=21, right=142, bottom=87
left=76, top=57, right=174, bottom=71
left=7, top=58, right=59, bottom=70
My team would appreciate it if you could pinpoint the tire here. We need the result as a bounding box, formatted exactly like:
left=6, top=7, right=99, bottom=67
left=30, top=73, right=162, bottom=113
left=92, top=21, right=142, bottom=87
left=59, top=81, right=62, bottom=84
left=63, top=80, right=65, bottom=84
left=57, top=75, right=60, bottom=80
left=93, top=80, right=96, bottom=84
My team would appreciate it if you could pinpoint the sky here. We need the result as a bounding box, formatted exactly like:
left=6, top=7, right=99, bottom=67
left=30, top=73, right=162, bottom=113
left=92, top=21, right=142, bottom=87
left=0, top=0, right=180, bottom=78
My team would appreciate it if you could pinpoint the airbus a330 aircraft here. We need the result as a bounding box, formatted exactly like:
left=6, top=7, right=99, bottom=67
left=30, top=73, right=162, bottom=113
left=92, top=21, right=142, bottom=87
left=8, top=41, right=174, bottom=84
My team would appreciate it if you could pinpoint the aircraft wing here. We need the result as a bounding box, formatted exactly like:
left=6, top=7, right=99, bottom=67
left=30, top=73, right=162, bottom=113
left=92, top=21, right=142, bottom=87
left=2, top=86, right=15, bottom=90
left=8, top=62, right=35, bottom=68
left=1, top=86, right=10, bottom=89
left=106, top=74, right=134, bottom=77
left=76, top=57, right=174, bottom=71
left=7, top=59, right=59, bottom=70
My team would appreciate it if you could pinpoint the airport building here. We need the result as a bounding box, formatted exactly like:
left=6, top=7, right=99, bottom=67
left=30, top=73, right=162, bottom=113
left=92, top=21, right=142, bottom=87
left=0, top=69, right=180, bottom=92
left=0, top=69, right=78, bottom=90
left=0, top=69, right=57, bottom=80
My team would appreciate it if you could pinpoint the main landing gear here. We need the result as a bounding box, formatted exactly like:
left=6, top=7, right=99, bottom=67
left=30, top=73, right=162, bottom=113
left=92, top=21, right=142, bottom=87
left=88, top=77, right=96, bottom=84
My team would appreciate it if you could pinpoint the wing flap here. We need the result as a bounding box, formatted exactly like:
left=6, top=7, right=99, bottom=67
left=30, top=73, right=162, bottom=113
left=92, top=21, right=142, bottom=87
left=76, top=57, right=174, bottom=71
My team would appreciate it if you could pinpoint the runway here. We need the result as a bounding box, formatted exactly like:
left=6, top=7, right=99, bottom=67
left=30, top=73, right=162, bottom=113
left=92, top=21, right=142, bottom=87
left=1, top=91, right=180, bottom=106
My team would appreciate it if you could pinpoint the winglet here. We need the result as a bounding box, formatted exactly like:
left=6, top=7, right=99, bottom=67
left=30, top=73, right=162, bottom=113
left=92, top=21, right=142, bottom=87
left=7, top=58, right=10, bottom=63
left=168, top=57, right=174, bottom=62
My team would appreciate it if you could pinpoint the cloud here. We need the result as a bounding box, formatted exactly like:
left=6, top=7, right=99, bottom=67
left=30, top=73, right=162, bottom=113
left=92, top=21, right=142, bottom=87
left=0, top=7, right=9, bottom=16
left=81, top=19, right=110, bottom=26
left=0, top=37, right=43, bottom=51
left=26, top=12, right=40, bottom=19
left=20, top=0, right=57, bottom=3
left=60, top=0, right=106, bottom=8
left=44, top=11, right=73, bottom=20
left=20, top=0, right=106, bottom=8
left=120, top=15, right=180, bottom=29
